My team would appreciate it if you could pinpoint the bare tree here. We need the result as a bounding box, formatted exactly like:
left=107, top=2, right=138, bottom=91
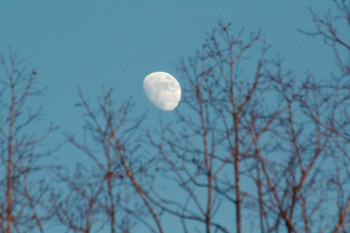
left=34, top=2, right=350, bottom=233
left=300, top=1, right=350, bottom=77
left=50, top=88, right=164, bottom=233
left=147, top=2, right=350, bottom=233
left=148, top=22, right=284, bottom=233
left=0, top=49, right=55, bottom=233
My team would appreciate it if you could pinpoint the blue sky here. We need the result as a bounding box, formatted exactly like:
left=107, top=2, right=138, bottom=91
left=1, top=1, right=335, bottom=130
left=0, top=0, right=337, bottom=232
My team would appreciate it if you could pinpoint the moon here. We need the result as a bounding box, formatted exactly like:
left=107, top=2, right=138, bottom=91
left=143, top=71, right=181, bottom=111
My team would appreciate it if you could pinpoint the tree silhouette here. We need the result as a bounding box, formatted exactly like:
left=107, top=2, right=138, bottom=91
left=148, top=3, right=350, bottom=233
left=49, top=88, right=162, bottom=233
left=0, top=49, right=55, bottom=233
left=2, top=2, right=350, bottom=233
left=51, top=2, right=350, bottom=232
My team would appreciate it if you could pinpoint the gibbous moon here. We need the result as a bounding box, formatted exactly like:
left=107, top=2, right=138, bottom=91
left=143, top=71, right=181, bottom=111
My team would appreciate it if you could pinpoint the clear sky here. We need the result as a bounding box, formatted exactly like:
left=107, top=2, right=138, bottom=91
left=0, top=0, right=337, bottom=232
